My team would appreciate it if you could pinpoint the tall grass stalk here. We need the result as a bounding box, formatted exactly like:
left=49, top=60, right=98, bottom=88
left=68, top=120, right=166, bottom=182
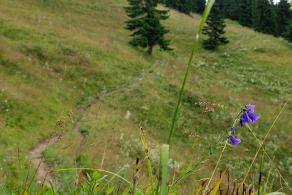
left=140, top=127, right=155, bottom=194
left=245, top=124, right=291, bottom=191
left=202, top=139, right=228, bottom=195
left=167, top=0, right=215, bottom=144
left=242, top=102, right=288, bottom=185
left=52, top=168, right=132, bottom=185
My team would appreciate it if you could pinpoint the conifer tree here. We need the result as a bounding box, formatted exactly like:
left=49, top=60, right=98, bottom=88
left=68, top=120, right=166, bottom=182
left=238, top=0, right=253, bottom=27
left=202, top=2, right=228, bottom=50
left=195, top=0, right=206, bottom=14
left=284, top=23, right=292, bottom=42
left=252, top=0, right=276, bottom=35
left=222, top=0, right=240, bottom=20
left=125, top=0, right=172, bottom=55
left=275, top=0, right=291, bottom=36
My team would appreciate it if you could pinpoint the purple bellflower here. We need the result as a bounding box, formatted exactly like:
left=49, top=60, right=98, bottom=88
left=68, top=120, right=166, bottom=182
left=240, top=104, right=260, bottom=126
left=229, top=127, right=241, bottom=146
left=229, top=135, right=241, bottom=146
left=231, top=127, right=236, bottom=134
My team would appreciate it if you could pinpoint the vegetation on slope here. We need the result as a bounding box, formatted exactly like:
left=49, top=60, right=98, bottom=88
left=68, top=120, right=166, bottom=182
left=0, top=0, right=291, bottom=193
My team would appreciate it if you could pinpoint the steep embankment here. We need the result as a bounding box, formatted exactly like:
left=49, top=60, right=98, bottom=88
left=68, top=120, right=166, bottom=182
left=0, top=0, right=291, bottom=193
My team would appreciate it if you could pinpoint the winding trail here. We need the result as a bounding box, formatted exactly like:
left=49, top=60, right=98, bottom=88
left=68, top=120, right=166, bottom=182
left=28, top=98, right=95, bottom=187
left=28, top=67, right=152, bottom=187
left=28, top=135, right=60, bottom=186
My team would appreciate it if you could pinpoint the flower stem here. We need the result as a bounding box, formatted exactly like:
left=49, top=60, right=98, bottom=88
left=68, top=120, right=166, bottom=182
left=202, top=139, right=228, bottom=195
left=242, top=102, right=287, bottom=185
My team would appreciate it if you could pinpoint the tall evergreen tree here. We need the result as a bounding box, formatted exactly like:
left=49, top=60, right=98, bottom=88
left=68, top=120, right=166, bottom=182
left=275, top=0, right=291, bottom=36
left=238, top=0, right=253, bottom=27
left=284, top=23, right=292, bottom=42
left=252, top=0, right=277, bottom=35
left=202, top=2, right=229, bottom=50
left=161, top=0, right=204, bottom=14
left=125, top=0, right=172, bottom=55
left=195, top=0, right=206, bottom=14
left=222, top=0, right=240, bottom=20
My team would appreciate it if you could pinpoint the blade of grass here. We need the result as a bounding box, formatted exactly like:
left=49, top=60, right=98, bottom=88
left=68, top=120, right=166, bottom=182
left=167, top=0, right=215, bottom=144
left=210, top=173, right=224, bottom=195
left=140, top=127, right=155, bottom=194
left=52, top=167, right=131, bottom=185
left=160, top=144, right=169, bottom=195
left=257, top=153, right=264, bottom=195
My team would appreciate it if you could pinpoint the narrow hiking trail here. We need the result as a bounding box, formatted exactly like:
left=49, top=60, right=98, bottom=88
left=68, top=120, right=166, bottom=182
left=28, top=135, right=61, bottom=186
left=27, top=67, right=153, bottom=187
left=28, top=97, right=96, bottom=186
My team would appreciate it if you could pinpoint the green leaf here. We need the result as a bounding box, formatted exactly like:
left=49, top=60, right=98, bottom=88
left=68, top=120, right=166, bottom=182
left=265, top=193, right=287, bottom=195
left=106, top=186, right=114, bottom=194
left=92, top=171, right=101, bottom=180
left=160, top=144, right=169, bottom=195
left=210, top=176, right=223, bottom=195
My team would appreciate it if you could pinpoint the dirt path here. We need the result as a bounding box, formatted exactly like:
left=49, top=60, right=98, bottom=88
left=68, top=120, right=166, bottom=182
left=27, top=66, right=153, bottom=188
left=28, top=100, right=92, bottom=186
left=28, top=135, right=60, bottom=186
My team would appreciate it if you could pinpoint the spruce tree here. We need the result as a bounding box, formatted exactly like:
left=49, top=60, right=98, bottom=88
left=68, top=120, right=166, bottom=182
left=202, top=2, right=228, bottom=50
left=195, top=0, right=206, bottom=14
left=275, top=0, right=291, bottom=36
left=284, top=23, right=292, bottom=42
left=125, top=0, right=172, bottom=55
left=238, top=0, right=253, bottom=27
left=252, top=0, right=277, bottom=35
left=222, top=0, right=240, bottom=20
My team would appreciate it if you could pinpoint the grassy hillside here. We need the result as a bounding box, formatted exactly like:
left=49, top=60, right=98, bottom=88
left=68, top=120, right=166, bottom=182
left=0, top=0, right=291, bottom=193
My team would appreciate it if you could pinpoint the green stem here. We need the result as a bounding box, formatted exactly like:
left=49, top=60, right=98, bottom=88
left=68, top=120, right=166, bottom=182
left=52, top=167, right=131, bottom=185
left=167, top=0, right=216, bottom=145
left=242, top=102, right=287, bottom=185
left=202, top=139, right=228, bottom=195
left=167, top=41, right=197, bottom=144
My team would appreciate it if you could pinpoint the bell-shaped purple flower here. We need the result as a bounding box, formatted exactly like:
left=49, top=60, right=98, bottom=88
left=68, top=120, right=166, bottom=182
left=246, top=104, right=255, bottom=112
left=231, top=127, right=236, bottom=134
left=229, top=135, right=241, bottom=146
left=248, top=112, right=260, bottom=124
left=240, top=113, right=250, bottom=126
left=240, top=104, right=260, bottom=126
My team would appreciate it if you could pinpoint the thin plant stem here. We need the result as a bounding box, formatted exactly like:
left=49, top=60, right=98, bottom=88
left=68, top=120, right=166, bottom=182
left=52, top=167, right=131, bottom=185
left=242, top=102, right=287, bottom=184
left=202, top=139, right=228, bottom=195
left=245, top=124, right=291, bottom=192
left=167, top=0, right=216, bottom=145
left=140, top=127, right=155, bottom=194
left=167, top=41, right=197, bottom=144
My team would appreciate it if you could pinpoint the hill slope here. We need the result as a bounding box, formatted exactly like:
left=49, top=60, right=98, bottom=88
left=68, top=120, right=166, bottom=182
left=0, top=0, right=291, bottom=193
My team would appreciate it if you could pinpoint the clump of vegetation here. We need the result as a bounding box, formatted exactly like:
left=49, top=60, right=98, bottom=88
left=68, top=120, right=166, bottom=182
left=0, top=0, right=291, bottom=194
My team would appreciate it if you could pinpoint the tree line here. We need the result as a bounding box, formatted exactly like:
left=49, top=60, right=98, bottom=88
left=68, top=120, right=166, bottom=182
left=161, top=0, right=292, bottom=41
left=124, top=0, right=292, bottom=55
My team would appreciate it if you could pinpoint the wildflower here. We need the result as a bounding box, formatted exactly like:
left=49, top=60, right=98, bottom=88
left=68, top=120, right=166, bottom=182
left=240, top=112, right=250, bottom=126
left=240, top=104, right=260, bottom=126
left=247, top=112, right=260, bottom=124
left=229, top=135, right=241, bottom=146
left=230, top=127, right=236, bottom=134
left=246, top=104, right=255, bottom=112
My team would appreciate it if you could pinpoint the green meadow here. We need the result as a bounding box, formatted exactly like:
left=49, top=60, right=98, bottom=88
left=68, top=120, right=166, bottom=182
left=0, top=0, right=291, bottom=194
